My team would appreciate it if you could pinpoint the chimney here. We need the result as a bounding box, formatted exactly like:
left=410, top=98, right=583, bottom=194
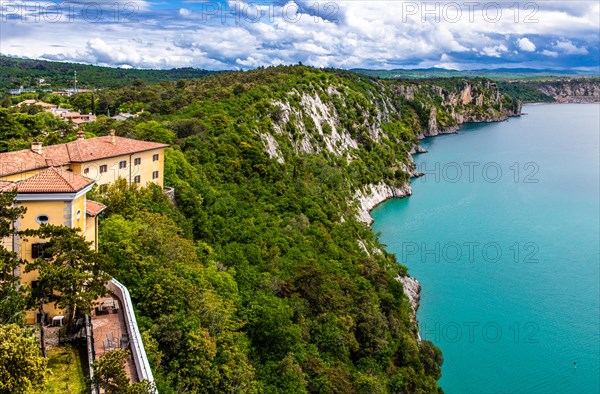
left=31, top=141, right=43, bottom=154
left=77, top=130, right=85, bottom=140
left=109, top=129, right=116, bottom=145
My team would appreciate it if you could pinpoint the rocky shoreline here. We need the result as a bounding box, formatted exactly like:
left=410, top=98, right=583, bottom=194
left=358, top=111, right=523, bottom=338
left=353, top=182, right=413, bottom=225
left=532, top=80, right=600, bottom=104
left=397, top=275, right=421, bottom=321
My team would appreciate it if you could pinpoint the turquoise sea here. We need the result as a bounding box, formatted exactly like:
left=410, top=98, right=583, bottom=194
left=372, top=104, right=600, bottom=394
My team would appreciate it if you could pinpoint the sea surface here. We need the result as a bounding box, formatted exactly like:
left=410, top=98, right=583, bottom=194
left=372, top=104, right=600, bottom=394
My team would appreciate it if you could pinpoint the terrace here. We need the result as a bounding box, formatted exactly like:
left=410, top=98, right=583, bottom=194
left=90, top=293, right=138, bottom=383
left=89, top=279, right=155, bottom=391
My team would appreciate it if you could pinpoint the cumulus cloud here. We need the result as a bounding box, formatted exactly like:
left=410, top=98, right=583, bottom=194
left=0, top=0, right=598, bottom=70
left=85, top=38, right=143, bottom=67
left=541, top=50, right=559, bottom=58
left=481, top=44, right=508, bottom=58
left=179, top=8, right=192, bottom=17
left=516, top=38, right=536, bottom=52
left=553, top=40, right=589, bottom=55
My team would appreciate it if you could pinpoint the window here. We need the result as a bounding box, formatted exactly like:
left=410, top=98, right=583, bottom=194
left=99, top=164, right=108, bottom=173
left=152, top=171, right=159, bottom=180
left=32, top=243, right=50, bottom=259
left=153, top=153, right=159, bottom=162
left=134, top=175, right=141, bottom=184
left=36, top=215, right=49, bottom=224
left=134, top=157, right=141, bottom=165
left=83, top=167, right=90, bottom=175
left=35, top=312, right=49, bottom=324
left=119, top=160, right=127, bottom=169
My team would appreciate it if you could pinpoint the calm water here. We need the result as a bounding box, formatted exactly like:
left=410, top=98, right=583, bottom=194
left=372, top=104, right=600, bottom=394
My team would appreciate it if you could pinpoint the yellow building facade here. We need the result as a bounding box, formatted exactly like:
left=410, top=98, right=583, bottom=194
left=1, top=168, right=105, bottom=325
left=0, top=131, right=168, bottom=325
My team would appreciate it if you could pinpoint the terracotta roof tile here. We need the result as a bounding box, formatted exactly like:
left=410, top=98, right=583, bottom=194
left=0, top=145, right=70, bottom=177
left=65, top=136, right=168, bottom=162
left=0, top=136, right=168, bottom=177
left=15, top=167, right=95, bottom=193
left=0, top=180, right=16, bottom=192
left=86, top=200, right=107, bottom=216
left=60, top=111, right=83, bottom=118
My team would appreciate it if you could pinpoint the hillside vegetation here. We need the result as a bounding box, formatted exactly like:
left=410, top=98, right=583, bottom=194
left=0, top=55, right=217, bottom=91
left=352, top=67, right=600, bottom=103
left=1, top=66, right=521, bottom=393
left=499, top=78, right=600, bottom=103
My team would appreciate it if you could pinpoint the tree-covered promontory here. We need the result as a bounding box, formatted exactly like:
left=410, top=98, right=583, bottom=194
left=2, top=66, right=521, bottom=393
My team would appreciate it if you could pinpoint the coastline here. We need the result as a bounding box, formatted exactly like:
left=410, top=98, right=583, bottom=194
left=365, top=103, right=600, bottom=393
left=354, top=96, right=596, bottom=337
left=360, top=100, right=596, bottom=338
left=358, top=113, right=525, bottom=334
left=524, top=99, right=600, bottom=105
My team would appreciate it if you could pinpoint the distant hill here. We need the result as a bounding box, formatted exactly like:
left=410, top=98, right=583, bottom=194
left=351, top=67, right=598, bottom=81
left=350, top=67, right=600, bottom=103
left=0, top=55, right=220, bottom=92
left=2, top=55, right=598, bottom=104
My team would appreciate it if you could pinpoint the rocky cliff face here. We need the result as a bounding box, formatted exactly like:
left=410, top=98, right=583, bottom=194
left=263, top=76, right=521, bottom=223
left=395, top=80, right=522, bottom=137
left=397, top=275, right=421, bottom=319
left=248, top=70, right=522, bottom=353
left=532, top=80, right=600, bottom=103
left=353, top=182, right=413, bottom=225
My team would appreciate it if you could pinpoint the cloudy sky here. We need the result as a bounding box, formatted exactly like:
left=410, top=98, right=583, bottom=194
left=0, top=0, right=598, bottom=70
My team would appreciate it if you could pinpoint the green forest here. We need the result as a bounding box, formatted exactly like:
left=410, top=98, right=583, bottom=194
left=0, top=55, right=217, bottom=91
left=3, top=55, right=596, bottom=104
left=0, top=66, right=522, bottom=393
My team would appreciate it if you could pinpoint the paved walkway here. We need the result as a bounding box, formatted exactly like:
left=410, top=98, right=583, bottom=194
left=90, top=294, right=138, bottom=382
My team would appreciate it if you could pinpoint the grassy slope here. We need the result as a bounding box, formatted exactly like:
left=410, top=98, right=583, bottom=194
left=43, top=346, right=88, bottom=394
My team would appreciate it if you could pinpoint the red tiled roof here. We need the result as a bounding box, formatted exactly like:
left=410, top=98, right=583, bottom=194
left=0, top=145, right=71, bottom=177
left=86, top=200, right=107, bottom=216
left=0, top=180, right=16, bottom=192
left=65, top=136, right=167, bottom=162
left=15, top=167, right=95, bottom=193
left=61, top=112, right=81, bottom=117
left=0, top=136, right=168, bottom=177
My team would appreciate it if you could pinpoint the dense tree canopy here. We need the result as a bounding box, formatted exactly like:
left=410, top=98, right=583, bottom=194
left=0, top=192, right=28, bottom=325
left=0, top=55, right=217, bottom=92
left=22, top=225, right=110, bottom=326
left=0, top=324, right=47, bottom=393
left=92, top=349, right=155, bottom=394
left=0, top=66, right=524, bottom=393
left=84, top=66, right=482, bottom=393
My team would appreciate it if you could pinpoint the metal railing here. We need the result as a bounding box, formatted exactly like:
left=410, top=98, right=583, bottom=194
left=106, top=279, right=157, bottom=391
